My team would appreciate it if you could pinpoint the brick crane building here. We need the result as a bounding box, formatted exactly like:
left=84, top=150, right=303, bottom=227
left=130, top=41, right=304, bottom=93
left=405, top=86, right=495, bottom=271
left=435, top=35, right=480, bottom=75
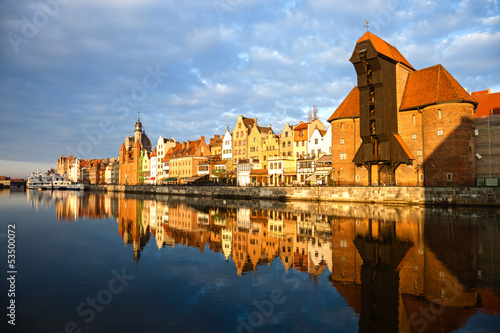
left=328, top=32, right=477, bottom=186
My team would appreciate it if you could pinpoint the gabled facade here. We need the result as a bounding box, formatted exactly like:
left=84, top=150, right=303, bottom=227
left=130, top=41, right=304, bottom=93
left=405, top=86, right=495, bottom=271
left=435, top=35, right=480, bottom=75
left=247, top=125, right=262, bottom=161
left=293, top=121, right=309, bottom=158
left=308, top=126, right=327, bottom=157
left=222, top=127, right=233, bottom=161
left=209, top=134, right=223, bottom=158
left=155, top=136, right=176, bottom=182
left=261, top=126, right=279, bottom=167
left=232, top=116, right=256, bottom=166
left=279, top=123, right=294, bottom=157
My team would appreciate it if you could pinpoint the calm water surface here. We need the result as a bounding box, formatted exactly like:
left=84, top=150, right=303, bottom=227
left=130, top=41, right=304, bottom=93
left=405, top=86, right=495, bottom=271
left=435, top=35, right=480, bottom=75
left=0, top=189, right=499, bottom=333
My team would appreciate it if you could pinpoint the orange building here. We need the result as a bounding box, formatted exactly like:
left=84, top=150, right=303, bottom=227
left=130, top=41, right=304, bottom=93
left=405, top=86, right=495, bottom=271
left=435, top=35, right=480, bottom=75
left=328, top=32, right=477, bottom=186
left=118, top=117, right=152, bottom=185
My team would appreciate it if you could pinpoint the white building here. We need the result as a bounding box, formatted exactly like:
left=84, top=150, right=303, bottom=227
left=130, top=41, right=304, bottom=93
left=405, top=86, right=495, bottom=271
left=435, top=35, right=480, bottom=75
left=68, top=158, right=80, bottom=182
left=150, top=148, right=157, bottom=185
left=308, top=126, right=327, bottom=157
left=155, top=136, right=176, bottom=182
left=237, top=158, right=261, bottom=186
left=222, top=127, right=232, bottom=161
left=322, top=124, right=332, bottom=155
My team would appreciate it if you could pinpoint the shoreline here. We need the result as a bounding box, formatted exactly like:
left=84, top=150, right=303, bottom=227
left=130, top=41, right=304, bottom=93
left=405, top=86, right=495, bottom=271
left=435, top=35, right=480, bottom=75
left=88, top=184, right=500, bottom=207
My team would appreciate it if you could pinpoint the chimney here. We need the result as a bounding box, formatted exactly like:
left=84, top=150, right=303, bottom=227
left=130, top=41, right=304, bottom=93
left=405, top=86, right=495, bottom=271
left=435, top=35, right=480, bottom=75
left=201, top=136, right=205, bottom=143
left=268, top=124, right=272, bottom=128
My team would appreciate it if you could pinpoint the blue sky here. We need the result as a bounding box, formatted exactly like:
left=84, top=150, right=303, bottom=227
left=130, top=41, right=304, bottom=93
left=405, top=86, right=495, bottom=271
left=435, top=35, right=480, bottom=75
left=1, top=0, right=499, bottom=178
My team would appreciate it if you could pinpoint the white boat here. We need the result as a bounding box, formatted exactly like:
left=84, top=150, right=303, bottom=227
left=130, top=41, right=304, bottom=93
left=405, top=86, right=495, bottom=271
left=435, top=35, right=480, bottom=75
left=51, top=173, right=71, bottom=190
left=27, top=169, right=72, bottom=190
left=27, top=168, right=52, bottom=190
left=67, top=183, right=85, bottom=191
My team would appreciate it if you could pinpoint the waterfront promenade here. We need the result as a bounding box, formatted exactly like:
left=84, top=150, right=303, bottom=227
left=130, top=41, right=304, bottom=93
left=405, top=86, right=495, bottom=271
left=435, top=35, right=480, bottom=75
left=89, top=184, right=500, bottom=207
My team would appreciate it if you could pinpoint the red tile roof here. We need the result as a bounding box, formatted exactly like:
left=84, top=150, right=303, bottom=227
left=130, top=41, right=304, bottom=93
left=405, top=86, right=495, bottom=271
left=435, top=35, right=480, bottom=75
left=471, top=89, right=500, bottom=117
left=293, top=122, right=309, bottom=130
left=400, top=64, right=477, bottom=111
left=357, top=31, right=414, bottom=70
left=328, top=86, right=360, bottom=122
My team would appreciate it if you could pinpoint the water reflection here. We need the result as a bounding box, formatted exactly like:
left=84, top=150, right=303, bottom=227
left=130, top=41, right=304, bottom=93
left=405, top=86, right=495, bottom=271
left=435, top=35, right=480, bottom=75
left=26, top=190, right=500, bottom=332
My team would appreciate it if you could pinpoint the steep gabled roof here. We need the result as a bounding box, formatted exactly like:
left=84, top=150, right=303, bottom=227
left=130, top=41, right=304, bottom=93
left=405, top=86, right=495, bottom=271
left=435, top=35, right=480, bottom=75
left=162, top=147, right=173, bottom=162
left=120, top=143, right=126, bottom=152
left=243, top=117, right=256, bottom=129
left=258, top=126, right=274, bottom=136
left=357, top=31, right=414, bottom=70
left=472, top=89, right=500, bottom=117
left=328, top=86, right=360, bottom=122
left=400, top=64, right=477, bottom=111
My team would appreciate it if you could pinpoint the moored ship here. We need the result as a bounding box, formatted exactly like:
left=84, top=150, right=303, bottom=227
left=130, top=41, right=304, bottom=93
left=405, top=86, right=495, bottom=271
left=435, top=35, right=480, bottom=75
left=27, top=168, right=73, bottom=190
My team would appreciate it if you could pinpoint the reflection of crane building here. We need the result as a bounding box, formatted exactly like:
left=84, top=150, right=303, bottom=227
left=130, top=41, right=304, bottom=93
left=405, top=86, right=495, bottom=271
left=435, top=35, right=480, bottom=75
left=328, top=208, right=500, bottom=333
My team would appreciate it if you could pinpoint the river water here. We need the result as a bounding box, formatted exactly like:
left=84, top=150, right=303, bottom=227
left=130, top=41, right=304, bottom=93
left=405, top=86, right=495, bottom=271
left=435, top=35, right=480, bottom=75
left=0, top=189, right=499, bottom=332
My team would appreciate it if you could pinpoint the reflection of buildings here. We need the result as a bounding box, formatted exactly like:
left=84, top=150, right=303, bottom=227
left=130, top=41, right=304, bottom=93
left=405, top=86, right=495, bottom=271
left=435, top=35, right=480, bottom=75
left=39, top=191, right=500, bottom=330
left=328, top=209, right=500, bottom=333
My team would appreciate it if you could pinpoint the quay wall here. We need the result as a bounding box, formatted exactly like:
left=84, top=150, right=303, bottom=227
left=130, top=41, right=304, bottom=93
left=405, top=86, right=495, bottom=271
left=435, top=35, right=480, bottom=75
left=88, top=185, right=500, bottom=206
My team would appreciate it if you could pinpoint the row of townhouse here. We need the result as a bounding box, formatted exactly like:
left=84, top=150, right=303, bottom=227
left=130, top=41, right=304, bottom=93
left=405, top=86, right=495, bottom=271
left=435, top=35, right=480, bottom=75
left=57, top=155, right=119, bottom=184
left=112, top=111, right=337, bottom=186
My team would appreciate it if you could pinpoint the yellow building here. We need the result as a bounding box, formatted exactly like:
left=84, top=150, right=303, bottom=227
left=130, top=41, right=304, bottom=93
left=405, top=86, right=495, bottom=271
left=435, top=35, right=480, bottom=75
left=262, top=128, right=280, bottom=166
left=165, top=136, right=210, bottom=182
left=247, top=124, right=268, bottom=161
left=232, top=115, right=256, bottom=166
left=279, top=123, right=294, bottom=157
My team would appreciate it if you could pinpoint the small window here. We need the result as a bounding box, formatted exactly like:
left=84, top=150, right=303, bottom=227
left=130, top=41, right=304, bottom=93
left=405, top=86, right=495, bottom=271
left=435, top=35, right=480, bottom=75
left=340, top=153, right=347, bottom=160
left=315, top=138, right=318, bottom=144
left=329, top=147, right=332, bottom=153
left=447, top=173, right=452, bottom=181
left=412, top=114, right=416, bottom=124
left=438, top=109, right=442, bottom=119
left=356, top=175, right=360, bottom=181
left=437, top=129, right=444, bottom=136
left=341, top=123, right=344, bottom=131
left=340, top=138, right=345, bottom=145
left=417, top=149, right=422, bottom=156
left=411, top=133, right=417, bottom=140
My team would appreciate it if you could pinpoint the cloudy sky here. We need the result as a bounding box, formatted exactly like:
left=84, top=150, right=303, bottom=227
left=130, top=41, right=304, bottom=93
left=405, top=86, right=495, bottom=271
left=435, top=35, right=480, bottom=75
left=1, top=0, right=499, bottom=178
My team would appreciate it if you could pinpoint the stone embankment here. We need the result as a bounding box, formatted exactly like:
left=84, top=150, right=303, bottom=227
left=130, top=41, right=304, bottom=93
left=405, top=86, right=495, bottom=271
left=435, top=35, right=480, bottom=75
left=88, top=185, right=500, bottom=206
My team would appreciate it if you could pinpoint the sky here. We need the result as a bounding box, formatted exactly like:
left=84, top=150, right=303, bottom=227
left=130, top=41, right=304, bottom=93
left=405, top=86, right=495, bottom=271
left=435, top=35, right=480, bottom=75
left=1, top=0, right=499, bottom=178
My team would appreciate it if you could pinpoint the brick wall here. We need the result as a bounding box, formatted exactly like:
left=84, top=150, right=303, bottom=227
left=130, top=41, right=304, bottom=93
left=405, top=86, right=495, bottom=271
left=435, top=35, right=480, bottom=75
left=421, top=103, right=475, bottom=186
left=331, top=118, right=368, bottom=185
